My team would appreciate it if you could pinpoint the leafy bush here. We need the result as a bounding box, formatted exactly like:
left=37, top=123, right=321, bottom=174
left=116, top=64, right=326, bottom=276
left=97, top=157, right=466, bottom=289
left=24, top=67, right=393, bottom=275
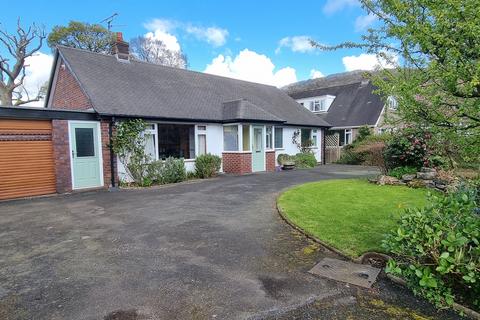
left=382, top=188, right=480, bottom=310
left=294, top=153, right=317, bottom=168
left=161, top=157, right=186, bottom=184
left=388, top=166, right=418, bottom=179
left=354, top=141, right=388, bottom=174
left=336, top=144, right=364, bottom=165
left=384, top=128, right=432, bottom=170
left=194, top=154, right=221, bottom=178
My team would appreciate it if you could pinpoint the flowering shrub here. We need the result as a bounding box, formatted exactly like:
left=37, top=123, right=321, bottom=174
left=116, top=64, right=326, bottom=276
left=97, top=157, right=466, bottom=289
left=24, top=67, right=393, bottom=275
left=384, top=128, right=432, bottom=170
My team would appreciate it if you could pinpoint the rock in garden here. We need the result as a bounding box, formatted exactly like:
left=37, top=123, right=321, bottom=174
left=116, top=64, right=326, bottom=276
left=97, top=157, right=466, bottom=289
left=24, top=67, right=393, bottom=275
left=408, top=179, right=426, bottom=188
left=421, top=167, right=437, bottom=173
left=401, top=174, right=416, bottom=182
left=417, top=171, right=437, bottom=180
left=377, top=175, right=400, bottom=185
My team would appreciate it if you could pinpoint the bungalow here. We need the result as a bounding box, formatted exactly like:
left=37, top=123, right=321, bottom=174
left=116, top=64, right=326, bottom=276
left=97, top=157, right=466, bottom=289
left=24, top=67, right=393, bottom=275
left=0, top=33, right=329, bottom=200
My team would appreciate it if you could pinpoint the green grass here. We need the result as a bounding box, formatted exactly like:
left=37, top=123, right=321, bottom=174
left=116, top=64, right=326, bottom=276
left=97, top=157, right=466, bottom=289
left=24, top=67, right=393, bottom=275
left=278, top=179, right=431, bottom=258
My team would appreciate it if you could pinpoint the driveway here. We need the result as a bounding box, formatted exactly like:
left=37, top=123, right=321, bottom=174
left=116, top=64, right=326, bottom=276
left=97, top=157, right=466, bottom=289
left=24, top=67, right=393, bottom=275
left=0, top=165, right=461, bottom=320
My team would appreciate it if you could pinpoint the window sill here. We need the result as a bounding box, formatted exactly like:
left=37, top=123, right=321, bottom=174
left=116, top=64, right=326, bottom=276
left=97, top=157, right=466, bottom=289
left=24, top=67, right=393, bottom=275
left=274, top=147, right=285, bottom=151
left=222, top=150, right=252, bottom=154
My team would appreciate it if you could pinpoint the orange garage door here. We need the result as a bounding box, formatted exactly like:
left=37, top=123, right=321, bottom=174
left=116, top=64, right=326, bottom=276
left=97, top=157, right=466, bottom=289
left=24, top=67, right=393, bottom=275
left=0, top=119, right=56, bottom=201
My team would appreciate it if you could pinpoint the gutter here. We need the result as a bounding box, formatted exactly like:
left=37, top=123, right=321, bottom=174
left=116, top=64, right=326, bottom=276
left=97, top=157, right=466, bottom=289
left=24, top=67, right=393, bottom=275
left=108, top=116, right=116, bottom=188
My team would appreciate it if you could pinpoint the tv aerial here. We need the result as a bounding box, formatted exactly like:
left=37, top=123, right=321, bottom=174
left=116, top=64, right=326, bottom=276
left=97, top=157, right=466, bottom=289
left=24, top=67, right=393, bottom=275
left=100, top=13, right=125, bottom=31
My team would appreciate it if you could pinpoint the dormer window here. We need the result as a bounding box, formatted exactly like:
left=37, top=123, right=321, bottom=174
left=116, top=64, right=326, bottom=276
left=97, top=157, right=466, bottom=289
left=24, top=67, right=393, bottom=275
left=387, top=96, right=398, bottom=110
left=297, top=95, right=335, bottom=113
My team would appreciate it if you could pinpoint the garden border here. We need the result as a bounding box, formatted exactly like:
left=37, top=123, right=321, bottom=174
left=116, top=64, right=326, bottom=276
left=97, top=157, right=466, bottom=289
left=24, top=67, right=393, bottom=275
left=275, top=185, right=480, bottom=320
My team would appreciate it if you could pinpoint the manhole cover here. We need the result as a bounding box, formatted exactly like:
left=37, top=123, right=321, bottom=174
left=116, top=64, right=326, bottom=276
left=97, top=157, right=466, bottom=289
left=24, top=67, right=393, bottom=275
left=309, top=257, right=380, bottom=288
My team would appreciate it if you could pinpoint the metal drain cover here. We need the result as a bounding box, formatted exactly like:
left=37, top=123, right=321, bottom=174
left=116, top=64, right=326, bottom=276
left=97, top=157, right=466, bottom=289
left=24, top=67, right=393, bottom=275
left=309, top=257, right=380, bottom=288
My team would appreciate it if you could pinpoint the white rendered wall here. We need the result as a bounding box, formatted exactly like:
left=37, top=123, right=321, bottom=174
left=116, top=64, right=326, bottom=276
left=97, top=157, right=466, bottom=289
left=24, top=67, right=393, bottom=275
left=274, top=127, right=323, bottom=166
left=117, top=122, right=225, bottom=182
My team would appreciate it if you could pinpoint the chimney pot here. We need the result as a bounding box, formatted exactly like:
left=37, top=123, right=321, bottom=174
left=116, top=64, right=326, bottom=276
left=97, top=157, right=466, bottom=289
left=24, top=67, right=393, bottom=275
left=114, top=32, right=130, bottom=61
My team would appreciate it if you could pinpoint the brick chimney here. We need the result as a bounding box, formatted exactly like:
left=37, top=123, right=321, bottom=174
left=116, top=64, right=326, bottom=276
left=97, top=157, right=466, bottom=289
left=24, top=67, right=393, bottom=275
left=114, top=32, right=130, bottom=61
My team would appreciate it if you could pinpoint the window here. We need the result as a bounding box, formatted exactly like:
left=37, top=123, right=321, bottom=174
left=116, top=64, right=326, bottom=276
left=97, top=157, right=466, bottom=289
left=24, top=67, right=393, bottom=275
left=223, top=125, right=238, bottom=151
left=345, top=129, right=352, bottom=145
left=157, top=124, right=195, bottom=159
left=299, top=102, right=304, bottom=106
left=266, top=126, right=273, bottom=149
left=242, top=125, right=250, bottom=151
left=312, top=129, right=318, bottom=147
left=274, top=127, right=283, bottom=148
left=75, top=128, right=95, bottom=157
left=144, top=124, right=157, bottom=160
left=387, top=96, right=398, bottom=110
left=197, top=125, right=206, bottom=131
left=301, top=129, right=312, bottom=146
left=198, top=134, right=206, bottom=156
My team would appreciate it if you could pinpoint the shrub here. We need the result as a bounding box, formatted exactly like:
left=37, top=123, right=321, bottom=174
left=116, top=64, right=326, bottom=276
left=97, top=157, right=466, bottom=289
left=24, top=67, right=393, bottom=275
left=382, top=188, right=480, bottom=310
left=336, top=144, right=364, bottom=165
left=162, top=157, right=186, bottom=184
left=384, top=128, right=432, bottom=170
left=294, top=153, right=317, bottom=168
left=354, top=141, right=388, bottom=174
left=195, top=154, right=222, bottom=178
left=388, top=166, right=418, bottom=179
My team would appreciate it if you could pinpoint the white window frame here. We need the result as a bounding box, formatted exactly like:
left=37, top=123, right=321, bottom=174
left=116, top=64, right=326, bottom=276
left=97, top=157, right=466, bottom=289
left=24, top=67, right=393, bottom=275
left=387, top=96, right=398, bottom=110
left=265, top=125, right=273, bottom=150
left=274, top=127, right=284, bottom=149
left=196, top=125, right=207, bottom=156
left=344, top=129, right=353, bottom=145
left=143, top=123, right=159, bottom=161
left=223, top=124, right=240, bottom=152
left=312, top=129, right=318, bottom=147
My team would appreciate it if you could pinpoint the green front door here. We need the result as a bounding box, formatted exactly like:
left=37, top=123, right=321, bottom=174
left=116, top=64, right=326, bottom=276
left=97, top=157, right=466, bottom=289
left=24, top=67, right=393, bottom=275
left=252, top=126, right=265, bottom=172
left=70, top=122, right=102, bottom=189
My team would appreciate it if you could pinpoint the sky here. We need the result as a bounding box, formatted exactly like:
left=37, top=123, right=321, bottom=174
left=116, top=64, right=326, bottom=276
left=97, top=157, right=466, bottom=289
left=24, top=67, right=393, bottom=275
left=2, top=0, right=395, bottom=105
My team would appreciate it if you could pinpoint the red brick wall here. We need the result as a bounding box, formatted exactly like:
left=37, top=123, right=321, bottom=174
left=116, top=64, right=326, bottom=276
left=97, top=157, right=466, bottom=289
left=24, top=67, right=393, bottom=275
left=222, top=152, right=252, bottom=174
left=52, top=120, right=72, bottom=193
left=266, top=151, right=276, bottom=172
left=100, top=120, right=118, bottom=188
left=51, top=59, right=92, bottom=110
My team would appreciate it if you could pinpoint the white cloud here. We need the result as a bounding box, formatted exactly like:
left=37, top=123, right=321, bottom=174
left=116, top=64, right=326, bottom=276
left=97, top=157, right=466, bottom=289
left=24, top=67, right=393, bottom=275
left=18, top=52, right=53, bottom=107
left=144, top=18, right=228, bottom=48
left=323, top=0, right=359, bottom=14
left=276, top=36, right=314, bottom=54
left=144, top=19, right=181, bottom=52
left=204, top=49, right=297, bottom=87
left=185, top=26, right=228, bottom=47
left=310, top=69, right=325, bottom=79
left=355, top=14, right=377, bottom=31
left=342, top=53, right=398, bottom=71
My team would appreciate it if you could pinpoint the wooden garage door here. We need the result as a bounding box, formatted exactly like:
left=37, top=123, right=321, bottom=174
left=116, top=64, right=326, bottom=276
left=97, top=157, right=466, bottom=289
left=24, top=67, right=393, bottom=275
left=0, top=119, right=56, bottom=200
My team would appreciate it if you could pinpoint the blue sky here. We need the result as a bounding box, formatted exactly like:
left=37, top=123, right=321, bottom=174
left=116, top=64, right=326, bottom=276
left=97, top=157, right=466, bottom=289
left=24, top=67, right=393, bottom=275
left=3, top=0, right=387, bottom=96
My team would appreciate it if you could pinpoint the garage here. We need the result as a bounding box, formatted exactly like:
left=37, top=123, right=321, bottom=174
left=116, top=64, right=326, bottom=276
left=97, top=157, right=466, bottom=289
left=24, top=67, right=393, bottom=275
left=0, top=119, right=56, bottom=200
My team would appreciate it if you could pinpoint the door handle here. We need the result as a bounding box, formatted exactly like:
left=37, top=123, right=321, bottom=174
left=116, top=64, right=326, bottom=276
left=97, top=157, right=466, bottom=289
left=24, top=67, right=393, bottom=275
left=71, top=150, right=75, bottom=158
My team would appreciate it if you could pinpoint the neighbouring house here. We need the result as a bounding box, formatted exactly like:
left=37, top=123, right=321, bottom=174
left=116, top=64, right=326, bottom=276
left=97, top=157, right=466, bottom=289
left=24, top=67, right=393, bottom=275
left=0, top=33, right=329, bottom=201
left=284, top=71, right=399, bottom=162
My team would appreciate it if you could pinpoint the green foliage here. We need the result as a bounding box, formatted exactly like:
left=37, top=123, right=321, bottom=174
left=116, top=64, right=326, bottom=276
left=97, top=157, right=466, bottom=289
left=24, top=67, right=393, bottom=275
left=356, top=126, right=372, bottom=143
left=383, top=188, right=480, bottom=310
left=161, top=157, right=186, bottom=184
left=384, top=128, right=432, bottom=170
left=292, top=130, right=314, bottom=154
left=313, top=0, right=480, bottom=165
left=294, top=153, right=317, bottom=168
left=194, top=154, right=221, bottom=178
left=388, top=166, right=418, bottom=179
left=48, top=21, right=115, bottom=53
left=111, top=119, right=151, bottom=186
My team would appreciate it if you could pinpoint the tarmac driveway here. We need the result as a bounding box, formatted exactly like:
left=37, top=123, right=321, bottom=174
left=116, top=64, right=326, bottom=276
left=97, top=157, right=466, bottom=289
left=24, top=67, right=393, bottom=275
left=0, top=165, right=461, bottom=319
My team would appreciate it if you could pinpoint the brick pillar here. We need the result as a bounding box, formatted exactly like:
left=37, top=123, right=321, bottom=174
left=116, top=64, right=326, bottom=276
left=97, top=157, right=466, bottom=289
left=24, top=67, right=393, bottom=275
left=52, top=120, right=72, bottom=193
left=100, top=120, right=118, bottom=188
left=222, top=152, right=252, bottom=174
left=265, top=151, right=276, bottom=172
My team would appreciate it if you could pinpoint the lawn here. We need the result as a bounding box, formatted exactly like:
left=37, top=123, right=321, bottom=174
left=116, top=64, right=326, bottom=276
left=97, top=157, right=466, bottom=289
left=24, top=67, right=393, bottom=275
left=277, top=179, right=431, bottom=258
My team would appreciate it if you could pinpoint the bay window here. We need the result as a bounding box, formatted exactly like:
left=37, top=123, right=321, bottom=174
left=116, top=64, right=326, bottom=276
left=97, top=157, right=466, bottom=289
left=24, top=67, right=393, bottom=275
left=242, top=125, right=250, bottom=151
left=223, top=125, right=239, bottom=151
left=274, top=127, right=283, bottom=149
left=266, top=126, right=273, bottom=149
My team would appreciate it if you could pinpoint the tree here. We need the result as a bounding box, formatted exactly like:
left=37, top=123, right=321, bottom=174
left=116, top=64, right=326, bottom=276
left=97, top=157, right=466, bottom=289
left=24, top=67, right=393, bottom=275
left=130, top=36, right=187, bottom=69
left=0, top=19, right=46, bottom=106
left=312, top=0, right=480, bottom=162
left=47, top=21, right=114, bottom=53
